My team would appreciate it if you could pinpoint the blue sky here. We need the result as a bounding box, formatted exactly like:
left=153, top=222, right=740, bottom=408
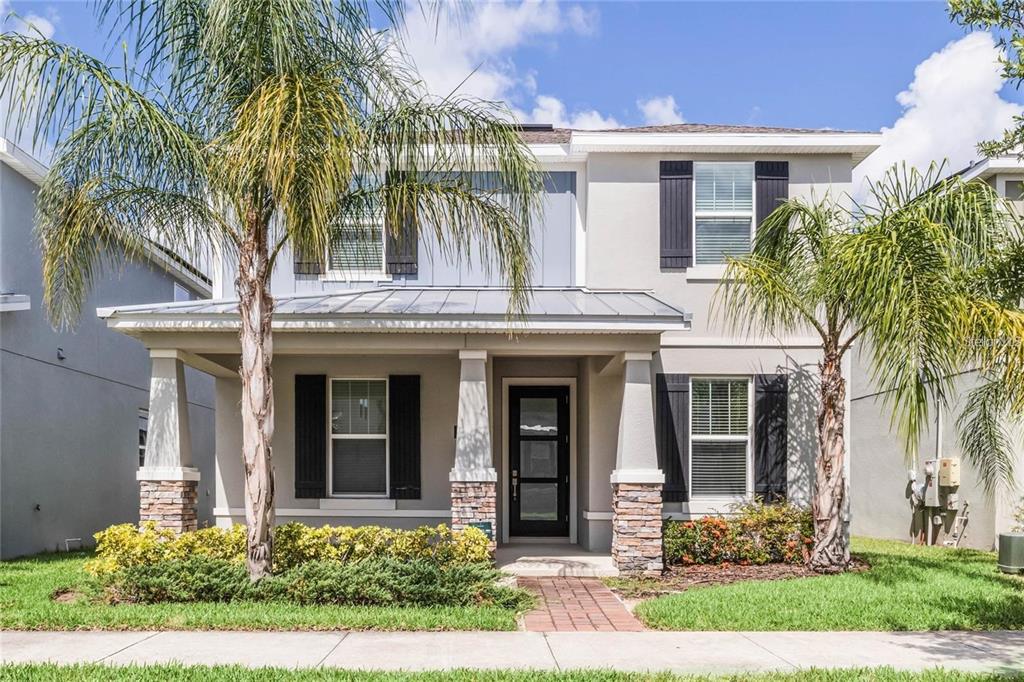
left=4, top=1, right=1024, bottom=184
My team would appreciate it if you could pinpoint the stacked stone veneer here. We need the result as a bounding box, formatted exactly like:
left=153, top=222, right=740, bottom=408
left=139, top=480, right=198, bottom=533
left=451, top=481, right=497, bottom=551
left=611, top=482, right=664, bottom=576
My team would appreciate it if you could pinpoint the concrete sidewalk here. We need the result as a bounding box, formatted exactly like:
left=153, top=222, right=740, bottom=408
left=2, top=630, right=1023, bottom=673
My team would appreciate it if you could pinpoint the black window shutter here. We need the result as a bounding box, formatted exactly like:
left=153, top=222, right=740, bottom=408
left=294, top=375, right=327, bottom=499
left=388, top=375, right=421, bottom=499
left=754, top=374, right=788, bottom=502
left=755, top=161, right=789, bottom=229
left=385, top=173, right=418, bottom=275
left=293, top=246, right=324, bottom=275
left=660, top=161, right=693, bottom=270
left=656, top=373, right=690, bottom=502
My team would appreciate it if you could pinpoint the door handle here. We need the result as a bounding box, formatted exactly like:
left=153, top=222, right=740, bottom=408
left=512, top=469, right=518, bottom=501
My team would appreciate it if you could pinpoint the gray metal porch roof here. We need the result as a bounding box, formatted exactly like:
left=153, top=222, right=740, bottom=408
left=98, top=287, right=691, bottom=334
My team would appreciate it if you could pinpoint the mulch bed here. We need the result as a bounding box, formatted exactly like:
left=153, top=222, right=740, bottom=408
left=607, top=557, right=870, bottom=599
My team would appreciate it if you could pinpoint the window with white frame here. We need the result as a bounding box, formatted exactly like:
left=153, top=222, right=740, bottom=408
left=327, top=215, right=385, bottom=274
left=330, top=379, right=388, bottom=495
left=690, top=378, right=750, bottom=497
left=694, top=162, right=754, bottom=265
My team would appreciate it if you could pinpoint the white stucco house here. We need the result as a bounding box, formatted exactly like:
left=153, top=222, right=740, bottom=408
left=97, top=123, right=882, bottom=574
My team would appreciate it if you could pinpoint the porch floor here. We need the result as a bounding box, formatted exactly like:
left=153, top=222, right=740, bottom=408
left=495, top=543, right=618, bottom=577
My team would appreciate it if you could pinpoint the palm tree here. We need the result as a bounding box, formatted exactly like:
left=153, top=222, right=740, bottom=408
left=0, top=1, right=542, bottom=579
left=715, top=165, right=1024, bottom=572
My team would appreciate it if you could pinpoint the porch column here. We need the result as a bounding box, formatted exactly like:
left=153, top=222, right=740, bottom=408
left=138, top=350, right=200, bottom=533
left=610, top=352, right=664, bottom=575
left=450, top=350, right=497, bottom=549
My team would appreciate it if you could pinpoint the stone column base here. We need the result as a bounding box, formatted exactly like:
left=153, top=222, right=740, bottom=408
left=611, top=482, right=664, bottom=576
left=139, top=480, right=198, bottom=533
left=451, top=480, right=497, bottom=552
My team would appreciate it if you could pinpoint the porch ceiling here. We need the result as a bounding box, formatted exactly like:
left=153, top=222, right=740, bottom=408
left=98, top=287, right=692, bottom=334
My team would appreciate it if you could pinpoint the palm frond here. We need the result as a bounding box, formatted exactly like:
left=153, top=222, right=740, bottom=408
left=957, top=377, right=1020, bottom=492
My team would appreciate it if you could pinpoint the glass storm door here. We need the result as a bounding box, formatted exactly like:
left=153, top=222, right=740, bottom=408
left=509, top=386, right=570, bottom=536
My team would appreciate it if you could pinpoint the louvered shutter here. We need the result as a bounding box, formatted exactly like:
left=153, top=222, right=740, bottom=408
left=754, top=374, right=788, bottom=502
left=656, top=373, right=690, bottom=502
left=388, top=375, right=421, bottom=499
left=755, top=161, right=789, bottom=228
left=660, top=161, right=693, bottom=269
left=294, top=375, right=327, bottom=499
left=385, top=173, right=418, bottom=275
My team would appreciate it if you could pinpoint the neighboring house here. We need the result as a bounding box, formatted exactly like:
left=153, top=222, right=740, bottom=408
left=850, top=155, right=1024, bottom=551
left=97, top=123, right=881, bottom=574
left=0, top=139, right=217, bottom=559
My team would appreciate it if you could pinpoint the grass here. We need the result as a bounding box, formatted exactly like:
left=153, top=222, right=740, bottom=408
left=0, top=666, right=1016, bottom=682
left=634, top=537, right=1024, bottom=631
left=0, top=552, right=522, bottom=631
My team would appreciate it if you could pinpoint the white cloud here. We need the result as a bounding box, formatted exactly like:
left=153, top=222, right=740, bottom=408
left=637, top=95, right=684, bottom=126
left=854, top=32, right=1023, bottom=193
left=0, top=1, right=57, bottom=38
left=399, top=1, right=619, bottom=129
left=565, top=5, right=599, bottom=37
left=527, top=94, right=618, bottom=129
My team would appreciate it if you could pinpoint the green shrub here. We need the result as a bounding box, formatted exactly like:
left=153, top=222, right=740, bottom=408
left=111, top=556, right=525, bottom=609
left=112, top=557, right=255, bottom=604
left=87, top=522, right=489, bottom=577
left=664, top=500, right=812, bottom=566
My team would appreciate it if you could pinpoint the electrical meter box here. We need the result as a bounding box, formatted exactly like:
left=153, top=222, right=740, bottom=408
left=923, top=459, right=941, bottom=506
left=939, top=458, right=961, bottom=487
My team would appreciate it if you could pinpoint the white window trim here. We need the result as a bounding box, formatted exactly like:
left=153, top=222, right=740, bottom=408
left=321, top=214, right=392, bottom=282
left=138, top=408, right=149, bottom=467
left=690, top=161, right=756, bottom=278
left=688, top=376, right=753, bottom=502
left=328, top=377, right=390, bottom=498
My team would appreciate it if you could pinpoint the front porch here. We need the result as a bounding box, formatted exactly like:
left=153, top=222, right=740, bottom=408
left=99, top=287, right=691, bottom=575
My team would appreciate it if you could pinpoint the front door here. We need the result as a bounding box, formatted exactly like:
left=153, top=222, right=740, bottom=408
left=509, top=386, right=570, bottom=537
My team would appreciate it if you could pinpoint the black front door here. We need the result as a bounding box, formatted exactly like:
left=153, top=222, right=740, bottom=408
left=509, top=386, right=570, bottom=537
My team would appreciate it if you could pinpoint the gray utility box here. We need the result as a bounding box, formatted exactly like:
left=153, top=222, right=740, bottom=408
left=997, top=533, right=1024, bottom=574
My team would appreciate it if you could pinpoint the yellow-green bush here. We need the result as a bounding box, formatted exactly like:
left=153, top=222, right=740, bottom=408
left=87, top=522, right=489, bottom=576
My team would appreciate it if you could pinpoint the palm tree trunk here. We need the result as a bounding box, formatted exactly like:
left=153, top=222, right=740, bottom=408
left=236, top=210, right=276, bottom=580
left=810, top=346, right=850, bottom=573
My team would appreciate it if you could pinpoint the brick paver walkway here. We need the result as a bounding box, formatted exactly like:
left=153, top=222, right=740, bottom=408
left=519, top=577, right=644, bottom=632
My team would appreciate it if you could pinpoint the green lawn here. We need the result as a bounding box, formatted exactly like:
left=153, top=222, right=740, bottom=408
left=0, top=666, right=1013, bottom=682
left=0, top=552, right=521, bottom=631
left=634, top=537, right=1024, bottom=631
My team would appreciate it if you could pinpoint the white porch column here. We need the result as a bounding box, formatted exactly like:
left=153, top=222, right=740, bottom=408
left=610, top=352, right=664, bottom=575
left=450, top=350, right=497, bottom=548
left=137, top=350, right=200, bottom=533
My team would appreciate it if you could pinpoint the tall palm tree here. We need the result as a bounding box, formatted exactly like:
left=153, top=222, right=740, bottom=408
left=0, top=0, right=542, bottom=579
left=716, top=165, right=1024, bottom=572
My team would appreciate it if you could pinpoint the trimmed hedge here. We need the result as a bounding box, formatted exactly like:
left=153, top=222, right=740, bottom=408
left=664, top=500, right=813, bottom=566
left=86, top=522, right=490, bottom=577
left=110, top=556, right=530, bottom=609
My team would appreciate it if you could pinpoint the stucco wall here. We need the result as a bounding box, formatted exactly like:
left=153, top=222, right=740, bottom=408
left=584, top=153, right=853, bottom=337
left=0, top=163, right=216, bottom=558
left=850, top=363, right=1023, bottom=551
left=214, top=354, right=461, bottom=520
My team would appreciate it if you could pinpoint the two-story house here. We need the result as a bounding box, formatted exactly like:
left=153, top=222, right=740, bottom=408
left=97, top=123, right=881, bottom=574
left=0, top=139, right=216, bottom=558
left=850, top=154, right=1024, bottom=551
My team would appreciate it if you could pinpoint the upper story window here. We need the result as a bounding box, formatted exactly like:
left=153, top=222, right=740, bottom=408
left=690, top=378, right=750, bottom=497
left=1005, top=180, right=1024, bottom=202
left=330, top=378, right=388, bottom=496
left=694, top=162, right=754, bottom=266
left=328, top=215, right=386, bottom=276
left=173, top=282, right=195, bottom=302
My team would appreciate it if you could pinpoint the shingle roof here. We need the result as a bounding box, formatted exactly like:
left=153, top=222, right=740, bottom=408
left=517, top=122, right=870, bottom=144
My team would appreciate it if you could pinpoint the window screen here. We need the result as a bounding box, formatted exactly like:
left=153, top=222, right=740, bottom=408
left=690, top=378, right=750, bottom=497
left=694, top=163, right=754, bottom=265
left=330, top=379, right=387, bottom=495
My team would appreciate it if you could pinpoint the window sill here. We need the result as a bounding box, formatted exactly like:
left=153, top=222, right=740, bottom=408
left=685, top=265, right=730, bottom=282
left=320, top=271, right=393, bottom=283
left=319, top=497, right=396, bottom=511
